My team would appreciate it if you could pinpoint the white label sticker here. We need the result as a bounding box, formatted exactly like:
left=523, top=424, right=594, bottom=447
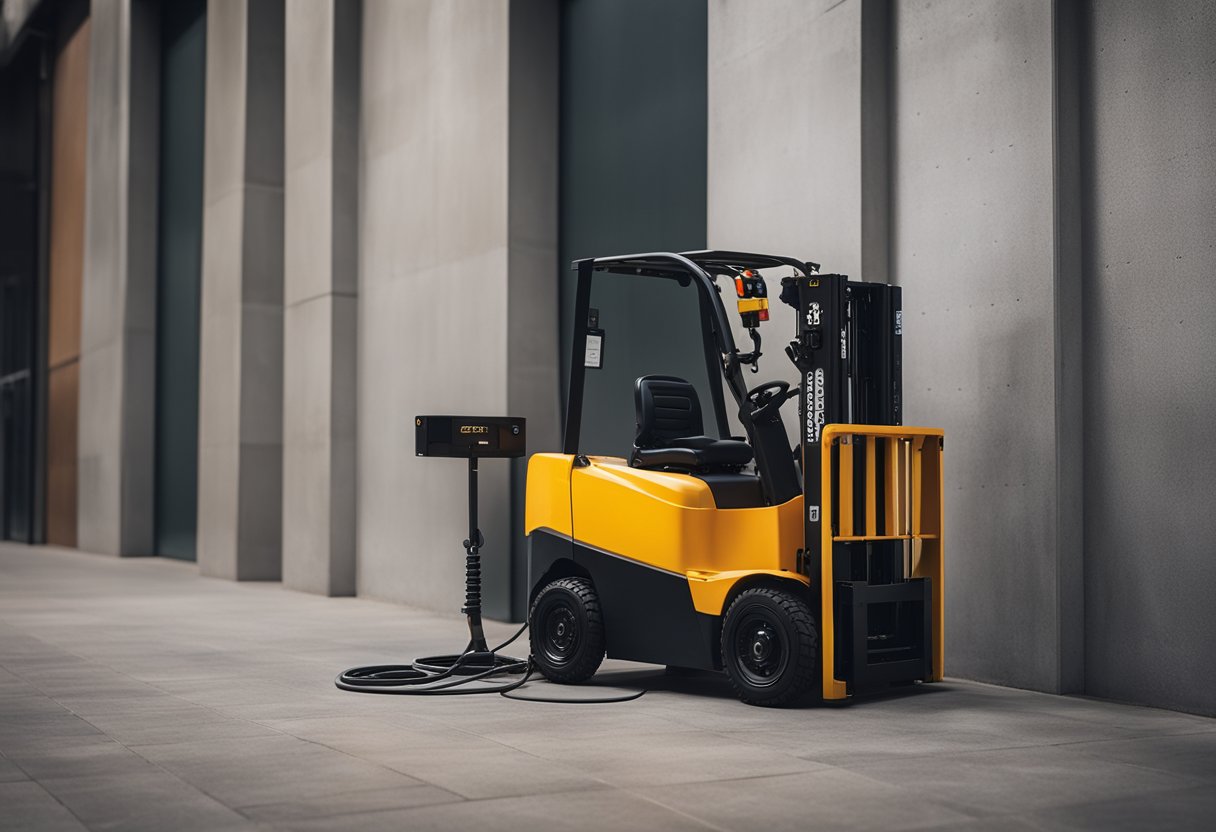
left=895, top=310, right=903, bottom=336
left=806, top=302, right=821, bottom=327
left=584, top=334, right=602, bottom=368
left=805, top=368, right=825, bottom=444
left=809, top=506, right=820, bottom=522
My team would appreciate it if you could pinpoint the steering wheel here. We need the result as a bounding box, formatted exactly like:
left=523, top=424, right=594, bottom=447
left=746, top=380, right=794, bottom=421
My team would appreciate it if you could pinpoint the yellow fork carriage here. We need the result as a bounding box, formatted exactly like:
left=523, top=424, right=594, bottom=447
left=524, top=252, right=944, bottom=706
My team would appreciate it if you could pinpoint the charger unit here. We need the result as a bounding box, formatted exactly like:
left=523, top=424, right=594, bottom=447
left=415, top=415, right=525, bottom=459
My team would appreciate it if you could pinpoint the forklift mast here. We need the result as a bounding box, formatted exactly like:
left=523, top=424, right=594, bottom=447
left=784, top=273, right=942, bottom=698
left=783, top=275, right=904, bottom=569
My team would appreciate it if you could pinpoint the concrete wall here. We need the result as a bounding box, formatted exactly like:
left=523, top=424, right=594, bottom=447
left=892, top=0, right=1084, bottom=693
left=1082, top=0, right=1216, bottom=716
left=358, top=0, right=558, bottom=618
left=710, top=0, right=867, bottom=275
left=282, top=0, right=360, bottom=596
left=197, top=0, right=285, bottom=580
left=77, top=0, right=159, bottom=556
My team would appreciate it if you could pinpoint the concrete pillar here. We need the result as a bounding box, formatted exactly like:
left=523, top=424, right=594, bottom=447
left=892, top=0, right=1083, bottom=693
left=77, top=0, right=159, bottom=556
left=358, top=0, right=559, bottom=618
left=281, top=0, right=359, bottom=596
left=197, top=0, right=285, bottom=580
left=709, top=0, right=889, bottom=276
left=506, top=0, right=561, bottom=618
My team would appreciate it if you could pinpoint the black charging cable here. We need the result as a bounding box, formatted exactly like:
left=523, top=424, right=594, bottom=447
left=337, top=457, right=642, bottom=703
left=335, top=622, right=644, bottom=703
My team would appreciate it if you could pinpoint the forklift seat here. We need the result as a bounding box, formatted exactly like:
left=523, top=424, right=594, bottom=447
left=630, top=375, right=754, bottom=472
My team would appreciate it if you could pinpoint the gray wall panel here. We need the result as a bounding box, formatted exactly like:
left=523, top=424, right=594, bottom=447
left=559, top=0, right=708, bottom=432
left=358, top=0, right=558, bottom=619
left=282, top=0, right=360, bottom=597
left=197, top=0, right=285, bottom=581
left=154, top=0, right=205, bottom=561
left=893, top=0, right=1067, bottom=691
left=1082, top=0, right=1216, bottom=716
left=78, top=0, right=160, bottom=557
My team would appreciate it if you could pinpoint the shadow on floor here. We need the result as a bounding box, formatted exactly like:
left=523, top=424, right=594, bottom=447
left=559, top=665, right=957, bottom=707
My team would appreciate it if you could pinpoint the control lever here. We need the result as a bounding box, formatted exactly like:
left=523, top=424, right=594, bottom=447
left=786, top=340, right=814, bottom=373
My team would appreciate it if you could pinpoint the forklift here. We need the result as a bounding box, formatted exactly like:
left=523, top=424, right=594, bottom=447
left=526, top=251, right=943, bottom=706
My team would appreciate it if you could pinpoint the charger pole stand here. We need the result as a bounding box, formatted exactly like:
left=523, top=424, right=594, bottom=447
left=405, top=415, right=528, bottom=677
left=461, top=456, right=491, bottom=660
left=338, top=414, right=639, bottom=701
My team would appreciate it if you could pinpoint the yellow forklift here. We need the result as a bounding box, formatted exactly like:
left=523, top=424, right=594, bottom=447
left=525, top=251, right=944, bottom=706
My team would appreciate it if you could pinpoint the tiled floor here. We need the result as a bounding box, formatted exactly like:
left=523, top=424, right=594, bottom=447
left=1, top=543, right=1213, bottom=832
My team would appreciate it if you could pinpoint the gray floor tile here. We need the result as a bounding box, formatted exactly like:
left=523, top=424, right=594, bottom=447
left=239, top=783, right=462, bottom=822
left=37, top=770, right=255, bottom=831
left=842, top=744, right=1203, bottom=816
left=2, top=736, right=154, bottom=781
left=1069, top=730, right=1216, bottom=780
left=496, top=728, right=826, bottom=788
left=257, top=714, right=495, bottom=756
left=0, top=781, right=87, bottom=831
left=0, top=752, right=29, bottom=783
left=379, top=741, right=607, bottom=799
left=1023, top=785, right=1216, bottom=831
left=0, top=710, right=107, bottom=745
left=135, top=735, right=427, bottom=808
left=638, top=768, right=978, bottom=832
left=85, top=708, right=283, bottom=746
left=925, top=816, right=1055, bottom=831
left=272, top=787, right=716, bottom=832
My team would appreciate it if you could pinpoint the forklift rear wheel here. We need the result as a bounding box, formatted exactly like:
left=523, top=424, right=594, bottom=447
left=529, top=577, right=606, bottom=683
left=721, top=587, right=817, bottom=707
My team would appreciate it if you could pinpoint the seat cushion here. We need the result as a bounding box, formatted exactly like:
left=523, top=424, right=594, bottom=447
left=631, top=376, right=753, bottom=473
left=630, top=436, right=753, bottom=471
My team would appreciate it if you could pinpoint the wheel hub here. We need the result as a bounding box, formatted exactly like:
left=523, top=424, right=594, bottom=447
left=734, top=611, right=787, bottom=688
left=751, top=628, right=774, bottom=661
left=543, top=604, right=578, bottom=663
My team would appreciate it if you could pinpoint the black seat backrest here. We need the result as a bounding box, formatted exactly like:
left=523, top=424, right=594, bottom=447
left=634, top=375, right=704, bottom=449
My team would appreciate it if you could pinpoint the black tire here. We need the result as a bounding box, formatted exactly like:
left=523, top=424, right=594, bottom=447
left=721, top=587, right=817, bottom=707
left=529, top=577, right=606, bottom=683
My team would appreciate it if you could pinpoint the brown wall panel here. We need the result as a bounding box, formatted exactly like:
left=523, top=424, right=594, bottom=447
left=45, top=19, right=90, bottom=546
left=45, top=362, right=79, bottom=546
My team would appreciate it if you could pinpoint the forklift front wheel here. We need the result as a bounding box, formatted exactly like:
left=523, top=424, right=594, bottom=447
left=721, top=587, right=818, bottom=707
left=529, top=577, right=606, bottom=684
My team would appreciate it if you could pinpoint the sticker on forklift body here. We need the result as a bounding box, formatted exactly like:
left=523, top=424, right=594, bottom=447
left=806, top=302, right=821, bottom=327
left=584, top=331, right=604, bottom=369
left=805, top=368, right=825, bottom=444
left=809, top=506, right=820, bottom=522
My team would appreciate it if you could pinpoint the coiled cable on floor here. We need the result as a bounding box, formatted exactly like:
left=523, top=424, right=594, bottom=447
left=335, top=623, right=644, bottom=703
